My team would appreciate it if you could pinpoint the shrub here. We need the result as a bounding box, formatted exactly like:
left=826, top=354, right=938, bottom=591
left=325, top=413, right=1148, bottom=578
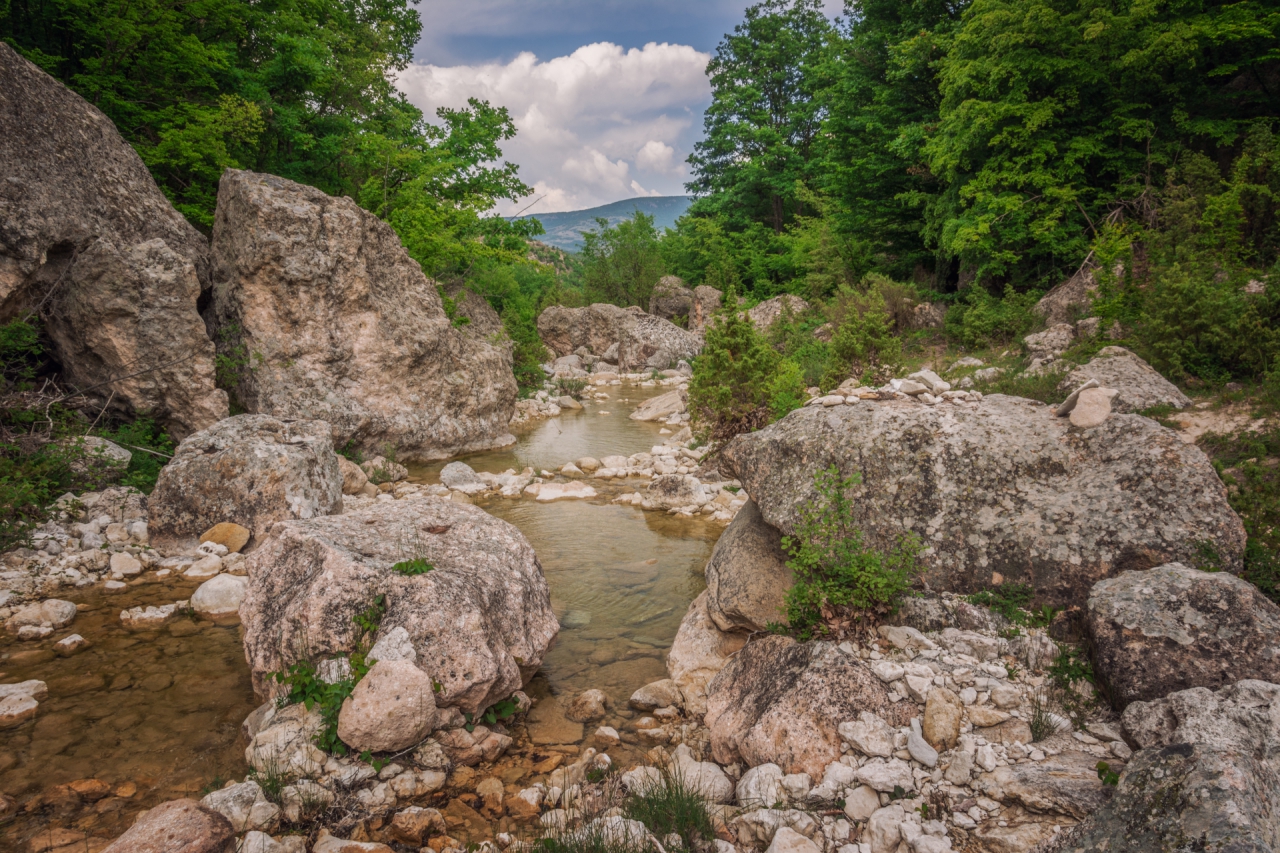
left=97, top=416, right=173, bottom=493
left=944, top=286, right=1041, bottom=349
left=688, top=291, right=780, bottom=443
left=820, top=286, right=901, bottom=391
left=555, top=377, right=588, bottom=398
left=766, top=359, right=808, bottom=420
left=781, top=466, right=923, bottom=639
left=270, top=650, right=371, bottom=756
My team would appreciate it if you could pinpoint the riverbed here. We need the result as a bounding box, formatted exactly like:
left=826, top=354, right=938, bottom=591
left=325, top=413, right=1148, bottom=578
left=2, top=383, right=718, bottom=847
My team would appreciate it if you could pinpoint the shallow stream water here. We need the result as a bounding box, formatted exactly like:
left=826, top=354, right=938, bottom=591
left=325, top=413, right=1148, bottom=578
left=2, top=384, right=717, bottom=848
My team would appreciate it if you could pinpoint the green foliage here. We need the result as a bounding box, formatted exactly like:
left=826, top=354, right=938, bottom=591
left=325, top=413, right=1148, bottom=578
left=0, top=320, right=42, bottom=387
left=1027, top=687, right=1058, bottom=743
left=620, top=768, right=715, bottom=851
left=688, top=0, right=835, bottom=235
left=1202, top=425, right=1280, bottom=604
left=820, top=286, right=902, bottom=391
left=687, top=293, right=780, bottom=442
left=967, top=583, right=1034, bottom=623
left=945, top=287, right=1041, bottom=350
left=391, top=558, right=433, bottom=576
left=97, top=417, right=173, bottom=493
left=555, top=378, right=588, bottom=399
left=1096, top=761, right=1120, bottom=787
left=580, top=213, right=666, bottom=307
left=766, top=358, right=807, bottom=421
left=972, top=367, right=1064, bottom=406
left=270, top=651, right=370, bottom=756
left=352, top=594, right=387, bottom=636
left=463, top=697, right=521, bottom=732
left=781, top=466, right=923, bottom=639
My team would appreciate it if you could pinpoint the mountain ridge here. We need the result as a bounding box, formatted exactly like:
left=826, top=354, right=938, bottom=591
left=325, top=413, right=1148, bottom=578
left=512, top=195, right=692, bottom=251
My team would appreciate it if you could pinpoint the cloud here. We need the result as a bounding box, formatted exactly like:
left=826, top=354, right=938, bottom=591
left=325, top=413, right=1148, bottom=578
left=396, top=41, right=712, bottom=213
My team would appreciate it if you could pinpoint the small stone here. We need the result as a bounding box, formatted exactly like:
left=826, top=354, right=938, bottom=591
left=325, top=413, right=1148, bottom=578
left=968, top=706, right=1010, bottom=728
left=110, top=552, right=142, bottom=576
left=54, top=634, right=90, bottom=656
left=842, top=784, right=881, bottom=821
left=566, top=689, right=609, bottom=723
left=594, top=726, right=621, bottom=747
left=766, top=826, right=821, bottom=853
left=0, top=694, right=38, bottom=729
left=1069, top=387, right=1118, bottom=428
left=199, top=522, right=252, bottom=553
left=839, top=712, right=896, bottom=758
left=908, top=719, right=938, bottom=767
left=184, top=554, right=223, bottom=580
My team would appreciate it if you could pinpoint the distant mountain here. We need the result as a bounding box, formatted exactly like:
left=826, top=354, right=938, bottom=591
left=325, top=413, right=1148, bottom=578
left=513, top=196, right=693, bottom=251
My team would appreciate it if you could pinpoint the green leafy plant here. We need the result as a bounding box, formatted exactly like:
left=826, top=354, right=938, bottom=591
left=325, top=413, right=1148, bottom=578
left=1027, top=687, right=1059, bottom=743
left=392, top=558, right=434, bottom=576
left=270, top=651, right=370, bottom=755
left=1096, top=761, right=1119, bottom=787
left=463, top=696, right=521, bottom=732
left=820, top=286, right=902, bottom=391
left=359, top=750, right=389, bottom=772
left=688, top=291, right=782, bottom=443
left=967, top=582, right=1035, bottom=623
left=353, top=595, right=387, bottom=636
left=780, top=466, right=923, bottom=639
left=944, top=287, right=1042, bottom=349
left=555, top=377, right=588, bottom=398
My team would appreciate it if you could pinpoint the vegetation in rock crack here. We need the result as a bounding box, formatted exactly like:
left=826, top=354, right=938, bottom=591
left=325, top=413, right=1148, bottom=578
left=1027, top=687, right=1059, bottom=743
left=391, top=558, right=434, bottom=576
left=364, top=445, right=401, bottom=484
left=967, top=582, right=1059, bottom=629
left=620, top=769, right=715, bottom=851
left=270, top=650, right=371, bottom=756
left=463, top=697, right=520, bottom=732
left=780, top=466, right=924, bottom=640
left=1048, top=643, right=1101, bottom=728
left=1203, top=424, right=1280, bottom=604
left=352, top=594, right=387, bottom=636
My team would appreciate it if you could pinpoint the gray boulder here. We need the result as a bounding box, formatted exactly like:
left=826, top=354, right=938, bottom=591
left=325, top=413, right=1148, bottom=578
left=1035, top=262, right=1099, bottom=327
left=0, top=43, right=227, bottom=439
left=148, top=414, right=343, bottom=550
left=1086, top=564, right=1280, bottom=708
left=747, top=295, right=809, bottom=332
left=1024, top=323, right=1076, bottom=360
left=691, top=285, right=723, bottom=331
left=618, top=313, right=703, bottom=371
left=704, top=500, right=793, bottom=633
left=240, top=497, right=558, bottom=715
left=719, top=396, right=1245, bottom=607
left=704, top=635, right=914, bottom=777
left=210, top=170, right=516, bottom=462
left=1057, top=347, right=1191, bottom=413
left=649, top=276, right=695, bottom=323
left=537, top=303, right=635, bottom=357
left=1045, top=680, right=1280, bottom=853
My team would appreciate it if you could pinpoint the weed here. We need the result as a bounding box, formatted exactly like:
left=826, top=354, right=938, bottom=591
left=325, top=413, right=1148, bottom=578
left=967, top=582, right=1035, bottom=623
left=464, top=696, right=521, bottom=732
left=270, top=653, right=369, bottom=755
left=974, top=368, right=1065, bottom=405
left=248, top=756, right=290, bottom=802
left=781, top=466, right=923, bottom=639
left=555, top=377, right=588, bottom=398
left=1028, top=687, right=1058, bottom=742
left=337, top=441, right=364, bottom=465
left=199, top=775, right=226, bottom=796
left=1096, top=761, right=1120, bottom=786
left=359, top=750, right=389, bottom=772
left=353, top=595, right=387, bottom=636
left=392, top=558, right=434, bottom=576
left=621, top=766, right=714, bottom=851
left=1004, top=662, right=1021, bottom=680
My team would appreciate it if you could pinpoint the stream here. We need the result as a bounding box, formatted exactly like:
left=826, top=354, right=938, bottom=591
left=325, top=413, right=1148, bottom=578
left=2, top=383, right=717, bottom=847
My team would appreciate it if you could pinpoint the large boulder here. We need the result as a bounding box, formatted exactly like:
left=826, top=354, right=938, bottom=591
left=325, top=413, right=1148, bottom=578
left=1046, top=680, right=1280, bottom=853
left=240, top=497, right=558, bottom=715
left=210, top=170, right=516, bottom=461
left=691, top=285, right=723, bottom=332
left=537, top=303, right=635, bottom=357
left=148, top=415, right=343, bottom=550
left=1086, top=564, right=1280, bottom=709
left=649, top=276, right=695, bottom=323
left=704, top=500, right=793, bottom=633
left=446, top=286, right=507, bottom=340
left=666, top=592, right=747, bottom=716
left=747, top=295, right=809, bottom=332
left=703, top=635, right=913, bottom=777
left=0, top=43, right=226, bottom=438
left=1035, top=261, right=1099, bottom=327
left=719, top=396, right=1245, bottom=607
left=629, top=389, right=687, bottom=422
left=101, top=798, right=235, bottom=853
left=1057, top=346, right=1191, bottom=413
left=617, top=313, right=703, bottom=371
left=1023, top=323, right=1076, bottom=360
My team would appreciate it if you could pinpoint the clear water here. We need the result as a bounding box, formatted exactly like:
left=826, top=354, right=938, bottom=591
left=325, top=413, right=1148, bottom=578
left=1, top=385, right=718, bottom=847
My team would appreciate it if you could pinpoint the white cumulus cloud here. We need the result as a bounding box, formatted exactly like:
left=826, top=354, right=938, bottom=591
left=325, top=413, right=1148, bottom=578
left=396, top=41, right=712, bottom=213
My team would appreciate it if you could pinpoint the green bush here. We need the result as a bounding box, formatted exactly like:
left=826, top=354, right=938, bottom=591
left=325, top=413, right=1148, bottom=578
left=781, top=466, right=923, bottom=639
left=944, top=286, right=1042, bottom=349
left=766, top=359, right=808, bottom=420
left=820, top=286, right=901, bottom=391
left=688, top=293, right=780, bottom=443
left=97, top=417, right=173, bottom=493
left=621, top=768, right=714, bottom=850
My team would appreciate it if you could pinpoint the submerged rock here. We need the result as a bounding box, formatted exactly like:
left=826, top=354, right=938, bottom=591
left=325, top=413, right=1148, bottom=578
left=240, top=497, right=558, bottom=715
left=100, top=798, right=235, bottom=853
left=0, top=43, right=227, bottom=439
left=210, top=169, right=516, bottom=461
left=1086, top=564, right=1280, bottom=708
left=148, top=415, right=343, bottom=549
left=719, top=396, right=1244, bottom=606
left=704, top=635, right=913, bottom=777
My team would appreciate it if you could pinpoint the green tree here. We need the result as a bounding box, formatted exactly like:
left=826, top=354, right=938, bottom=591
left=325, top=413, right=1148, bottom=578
left=688, top=293, right=782, bottom=441
left=820, top=285, right=902, bottom=390
left=688, top=0, right=836, bottom=234
left=580, top=212, right=666, bottom=307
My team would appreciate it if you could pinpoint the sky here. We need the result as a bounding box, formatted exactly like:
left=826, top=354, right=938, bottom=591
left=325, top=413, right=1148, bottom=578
left=396, top=1, right=841, bottom=214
